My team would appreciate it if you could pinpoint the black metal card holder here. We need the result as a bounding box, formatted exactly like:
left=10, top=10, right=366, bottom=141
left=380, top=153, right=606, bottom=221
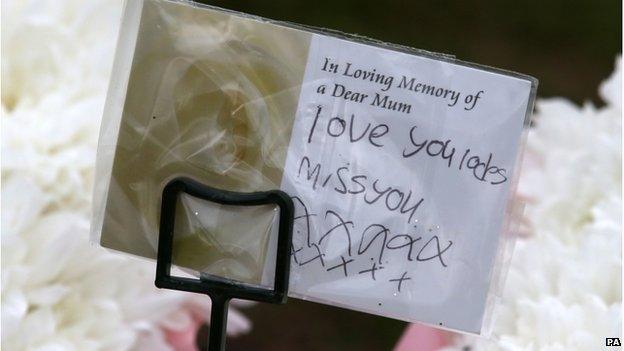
left=155, top=177, right=294, bottom=351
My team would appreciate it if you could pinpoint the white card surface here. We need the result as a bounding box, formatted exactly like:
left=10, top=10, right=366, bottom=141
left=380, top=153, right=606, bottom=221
left=281, top=34, right=532, bottom=333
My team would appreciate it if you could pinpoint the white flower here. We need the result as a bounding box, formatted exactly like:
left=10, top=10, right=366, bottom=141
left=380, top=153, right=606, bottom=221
left=443, top=59, right=622, bottom=350
left=1, top=1, right=251, bottom=350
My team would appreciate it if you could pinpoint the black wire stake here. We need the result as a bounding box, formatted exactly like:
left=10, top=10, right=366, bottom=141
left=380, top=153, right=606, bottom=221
left=155, top=177, right=294, bottom=351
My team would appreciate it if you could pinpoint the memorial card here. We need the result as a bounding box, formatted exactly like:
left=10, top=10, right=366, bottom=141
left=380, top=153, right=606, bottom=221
left=92, top=0, right=536, bottom=335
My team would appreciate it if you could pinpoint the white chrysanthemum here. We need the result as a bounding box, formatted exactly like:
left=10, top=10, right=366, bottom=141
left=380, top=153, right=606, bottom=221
left=1, top=1, right=250, bottom=350
left=443, top=60, right=622, bottom=350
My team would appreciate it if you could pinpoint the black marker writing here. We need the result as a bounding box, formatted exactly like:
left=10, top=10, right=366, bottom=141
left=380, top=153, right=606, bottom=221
left=327, top=256, right=354, bottom=277
left=389, top=272, right=412, bottom=293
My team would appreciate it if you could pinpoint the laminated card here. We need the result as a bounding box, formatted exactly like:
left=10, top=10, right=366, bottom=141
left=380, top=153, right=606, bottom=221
left=92, top=0, right=537, bottom=335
